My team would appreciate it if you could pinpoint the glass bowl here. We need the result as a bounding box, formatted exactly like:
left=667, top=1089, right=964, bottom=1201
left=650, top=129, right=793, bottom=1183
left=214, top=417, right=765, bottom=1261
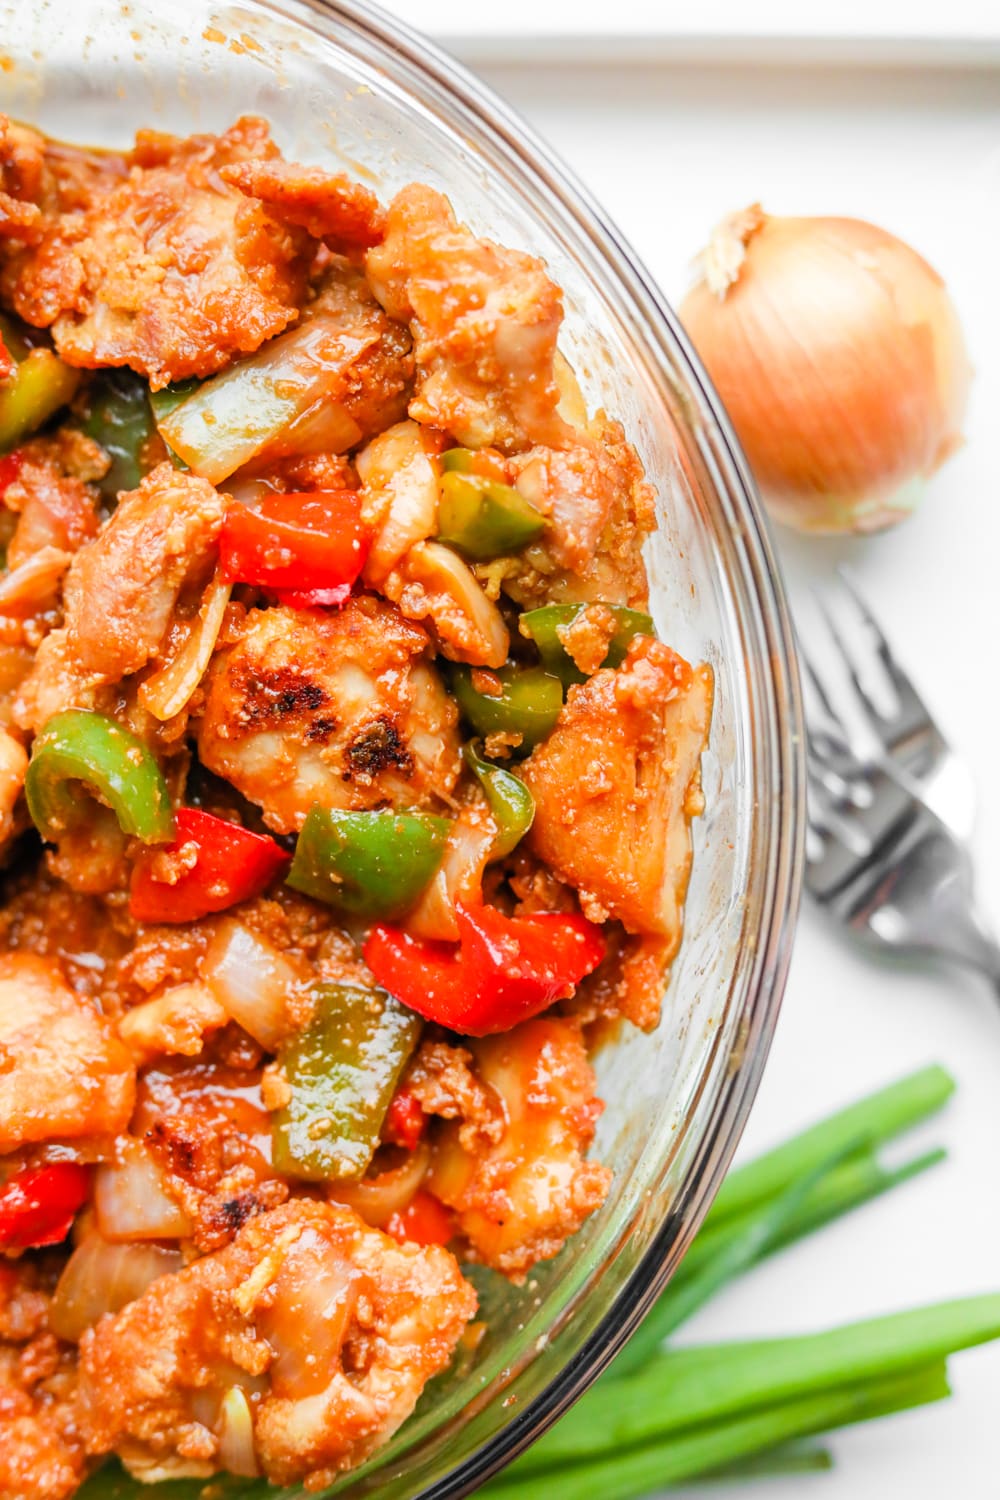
left=0, top=2, right=804, bottom=1496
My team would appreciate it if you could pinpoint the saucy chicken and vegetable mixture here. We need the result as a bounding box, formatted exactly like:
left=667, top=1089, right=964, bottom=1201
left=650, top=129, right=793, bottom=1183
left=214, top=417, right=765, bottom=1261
left=0, top=114, right=712, bottom=1497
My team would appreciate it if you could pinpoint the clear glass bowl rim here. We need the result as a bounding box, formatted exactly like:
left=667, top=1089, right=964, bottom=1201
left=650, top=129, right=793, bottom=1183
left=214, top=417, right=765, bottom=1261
left=293, top=3, right=803, bottom=1489
left=3, top=0, right=805, bottom=1492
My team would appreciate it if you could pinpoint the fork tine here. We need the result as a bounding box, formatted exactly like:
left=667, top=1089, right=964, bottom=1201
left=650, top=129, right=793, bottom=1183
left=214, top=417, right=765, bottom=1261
left=836, top=565, right=929, bottom=726
left=797, top=632, right=857, bottom=750
left=812, top=589, right=891, bottom=732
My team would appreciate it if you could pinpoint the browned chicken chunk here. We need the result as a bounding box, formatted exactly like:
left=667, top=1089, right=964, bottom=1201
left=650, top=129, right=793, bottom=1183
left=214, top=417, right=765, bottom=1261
left=366, top=184, right=570, bottom=452
left=16, top=464, right=224, bottom=733
left=220, top=158, right=385, bottom=252
left=429, top=1017, right=610, bottom=1279
left=197, top=596, right=462, bottom=833
left=0, top=1383, right=83, bottom=1500
left=77, top=1199, right=476, bottom=1488
left=0, top=952, right=134, bottom=1152
left=506, top=416, right=656, bottom=607
left=521, top=636, right=713, bottom=965
left=0, top=118, right=315, bottom=388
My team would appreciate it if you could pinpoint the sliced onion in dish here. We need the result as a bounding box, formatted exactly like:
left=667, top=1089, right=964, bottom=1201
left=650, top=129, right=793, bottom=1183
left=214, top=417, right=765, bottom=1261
left=139, top=570, right=232, bottom=722
left=0, top=546, right=70, bottom=616
left=157, top=312, right=379, bottom=484
left=49, top=1233, right=182, bottom=1341
left=329, top=1142, right=431, bottom=1229
left=258, top=1255, right=360, bottom=1400
left=216, top=1386, right=259, bottom=1478
left=201, top=918, right=311, bottom=1051
left=405, top=803, right=496, bottom=943
left=94, top=1138, right=192, bottom=1242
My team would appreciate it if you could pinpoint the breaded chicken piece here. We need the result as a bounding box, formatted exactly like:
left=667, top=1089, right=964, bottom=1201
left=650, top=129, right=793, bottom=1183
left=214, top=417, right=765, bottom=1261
left=429, top=1017, right=610, bottom=1279
left=0, top=118, right=312, bottom=388
left=0, top=952, right=134, bottom=1152
left=16, top=464, right=224, bottom=733
left=366, top=184, right=570, bottom=452
left=197, top=596, right=461, bottom=834
left=77, top=1199, right=476, bottom=1489
left=521, top=637, right=712, bottom=958
left=505, top=415, right=656, bottom=608
left=220, top=157, right=385, bottom=252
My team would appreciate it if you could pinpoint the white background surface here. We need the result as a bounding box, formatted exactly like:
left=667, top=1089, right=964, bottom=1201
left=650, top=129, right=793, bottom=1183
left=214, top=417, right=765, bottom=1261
left=401, top=0, right=1000, bottom=63
left=382, top=6, right=1000, bottom=1496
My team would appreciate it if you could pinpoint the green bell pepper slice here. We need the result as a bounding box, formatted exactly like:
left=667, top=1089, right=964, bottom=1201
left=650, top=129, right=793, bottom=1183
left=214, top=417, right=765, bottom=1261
left=441, top=447, right=487, bottom=475
left=450, top=663, right=564, bottom=752
left=0, top=315, right=81, bottom=454
left=286, top=806, right=449, bottom=919
left=463, top=741, right=535, bottom=858
left=519, top=603, right=656, bottom=687
left=436, top=470, right=545, bottom=560
left=272, top=982, right=421, bottom=1181
left=148, top=380, right=200, bottom=471
left=25, top=710, right=174, bottom=846
left=81, top=370, right=156, bottom=499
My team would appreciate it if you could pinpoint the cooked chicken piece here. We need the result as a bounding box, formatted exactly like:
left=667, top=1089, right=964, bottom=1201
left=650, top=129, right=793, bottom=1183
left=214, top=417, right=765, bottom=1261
left=0, top=1262, right=53, bottom=1345
left=14, top=464, right=224, bottom=733
left=0, top=1257, right=84, bottom=1500
left=0, top=727, right=26, bottom=843
left=4, top=460, right=99, bottom=572
left=0, top=1382, right=83, bottom=1500
left=0, top=454, right=101, bottom=626
left=429, top=1017, right=610, bottom=1279
left=0, top=114, right=126, bottom=223
left=0, top=952, right=134, bottom=1152
left=0, top=117, right=313, bottom=388
left=19, top=427, right=112, bottom=487
left=77, top=1199, right=476, bottom=1488
left=565, top=926, right=674, bottom=1033
left=366, top=184, right=570, bottom=452
left=197, top=596, right=461, bottom=834
left=521, top=637, right=713, bottom=971
left=117, top=983, right=228, bottom=1067
left=220, top=158, right=385, bottom=252
left=0, top=117, right=44, bottom=240
left=503, top=415, right=655, bottom=608
left=12, top=629, right=96, bottom=738
left=357, top=419, right=444, bottom=585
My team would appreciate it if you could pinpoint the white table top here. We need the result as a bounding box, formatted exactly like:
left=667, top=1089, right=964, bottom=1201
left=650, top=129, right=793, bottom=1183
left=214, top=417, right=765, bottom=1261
left=378, top=16, right=1000, bottom=1497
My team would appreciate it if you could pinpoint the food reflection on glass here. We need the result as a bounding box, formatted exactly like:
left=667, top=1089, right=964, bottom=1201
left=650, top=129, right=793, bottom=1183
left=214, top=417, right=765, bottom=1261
left=0, top=113, right=712, bottom=1496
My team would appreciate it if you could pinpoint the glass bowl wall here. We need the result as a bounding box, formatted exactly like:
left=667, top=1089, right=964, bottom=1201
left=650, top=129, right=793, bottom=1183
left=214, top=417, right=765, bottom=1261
left=0, top=4, right=804, bottom=1496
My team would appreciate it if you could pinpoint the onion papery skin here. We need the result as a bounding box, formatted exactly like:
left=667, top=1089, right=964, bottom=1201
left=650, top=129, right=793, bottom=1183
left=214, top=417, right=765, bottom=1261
left=680, top=209, right=972, bottom=535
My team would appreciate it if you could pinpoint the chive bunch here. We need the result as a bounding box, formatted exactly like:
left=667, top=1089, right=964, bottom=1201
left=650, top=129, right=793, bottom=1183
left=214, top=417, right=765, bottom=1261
left=482, top=1065, right=999, bottom=1497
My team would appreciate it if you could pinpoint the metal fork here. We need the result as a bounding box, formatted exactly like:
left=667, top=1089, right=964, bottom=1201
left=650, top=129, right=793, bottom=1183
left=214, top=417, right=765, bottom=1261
left=801, top=573, right=1000, bottom=993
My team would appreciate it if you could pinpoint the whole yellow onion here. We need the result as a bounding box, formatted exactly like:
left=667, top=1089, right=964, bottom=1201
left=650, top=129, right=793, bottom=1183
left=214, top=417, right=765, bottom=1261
left=679, top=205, right=972, bottom=535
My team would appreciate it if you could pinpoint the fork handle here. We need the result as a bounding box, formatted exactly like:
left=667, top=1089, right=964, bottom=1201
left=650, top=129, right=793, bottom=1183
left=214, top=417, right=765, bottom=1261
left=943, top=906, right=1000, bottom=996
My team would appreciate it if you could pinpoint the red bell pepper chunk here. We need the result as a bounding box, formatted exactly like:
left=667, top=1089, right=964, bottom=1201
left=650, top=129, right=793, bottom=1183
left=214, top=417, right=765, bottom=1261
left=129, top=807, right=291, bottom=924
left=386, top=1189, right=454, bottom=1247
left=0, top=449, right=24, bottom=499
left=383, top=1088, right=426, bottom=1151
left=272, top=583, right=353, bottom=611
left=0, top=1163, right=89, bottom=1251
left=219, top=490, right=369, bottom=595
left=364, top=901, right=606, bottom=1037
left=0, top=332, right=15, bottom=383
